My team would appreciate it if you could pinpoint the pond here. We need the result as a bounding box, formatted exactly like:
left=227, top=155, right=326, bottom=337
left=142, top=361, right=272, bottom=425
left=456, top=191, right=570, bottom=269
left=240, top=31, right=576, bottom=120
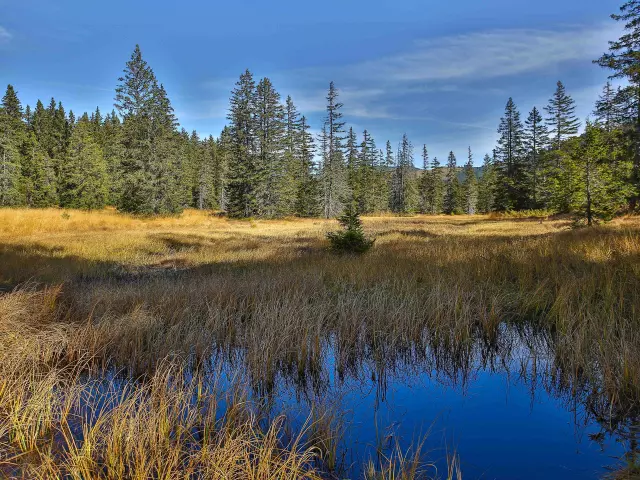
left=204, top=324, right=639, bottom=479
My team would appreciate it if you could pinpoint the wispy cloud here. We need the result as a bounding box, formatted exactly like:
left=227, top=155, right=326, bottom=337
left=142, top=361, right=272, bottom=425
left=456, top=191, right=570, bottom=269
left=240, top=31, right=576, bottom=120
left=349, top=24, right=617, bottom=83
left=0, top=26, right=12, bottom=43
left=290, top=87, right=392, bottom=119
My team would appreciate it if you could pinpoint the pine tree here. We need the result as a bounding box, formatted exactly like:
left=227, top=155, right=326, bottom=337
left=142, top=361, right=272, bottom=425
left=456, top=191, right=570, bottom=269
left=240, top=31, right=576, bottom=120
left=319, top=82, right=348, bottom=218
left=226, top=70, right=257, bottom=218
left=60, top=118, right=109, bottom=209
left=443, top=151, right=461, bottom=214
left=462, top=146, right=478, bottom=214
left=545, top=81, right=580, bottom=150
left=477, top=153, right=497, bottom=213
left=523, top=107, right=549, bottom=208
left=494, top=98, right=526, bottom=210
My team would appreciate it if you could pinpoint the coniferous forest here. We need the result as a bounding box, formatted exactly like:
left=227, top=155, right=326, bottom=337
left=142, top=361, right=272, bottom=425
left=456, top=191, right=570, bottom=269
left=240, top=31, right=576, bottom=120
left=1, top=7, right=640, bottom=226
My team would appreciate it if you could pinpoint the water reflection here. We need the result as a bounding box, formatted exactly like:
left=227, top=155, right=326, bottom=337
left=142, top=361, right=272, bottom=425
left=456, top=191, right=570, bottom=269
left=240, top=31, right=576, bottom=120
left=199, top=322, right=639, bottom=479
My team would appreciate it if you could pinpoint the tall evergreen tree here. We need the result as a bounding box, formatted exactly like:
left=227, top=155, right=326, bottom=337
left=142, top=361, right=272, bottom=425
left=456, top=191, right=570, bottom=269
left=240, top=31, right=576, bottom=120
left=594, top=82, right=621, bottom=132
left=280, top=95, right=302, bottom=216
left=358, top=129, right=378, bottom=213
left=226, top=70, right=257, bottom=217
left=345, top=126, right=360, bottom=208
left=477, top=153, right=497, bottom=213
left=523, top=107, right=549, bottom=207
left=573, top=121, right=634, bottom=224
left=418, top=145, right=430, bottom=213
left=425, top=155, right=444, bottom=214
left=494, top=98, right=526, bottom=210
left=114, top=45, right=183, bottom=214
left=20, top=131, right=58, bottom=207
left=391, top=133, right=413, bottom=214
left=59, top=118, right=109, bottom=209
left=595, top=2, right=640, bottom=207
left=319, top=82, right=348, bottom=218
left=254, top=77, right=285, bottom=216
left=443, top=151, right=461, bottom=214
left=462, top=146, right=478, bottom=214
left=0, top=85, right=24, bottom=205
left=545, top=81, right=580, bottom=150
left=294, top=116, right=319, bottom=217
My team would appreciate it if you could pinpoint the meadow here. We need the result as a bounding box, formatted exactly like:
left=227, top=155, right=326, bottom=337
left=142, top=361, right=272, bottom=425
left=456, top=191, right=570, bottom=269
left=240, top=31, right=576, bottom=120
left=1, top=208, right=639, bottom=478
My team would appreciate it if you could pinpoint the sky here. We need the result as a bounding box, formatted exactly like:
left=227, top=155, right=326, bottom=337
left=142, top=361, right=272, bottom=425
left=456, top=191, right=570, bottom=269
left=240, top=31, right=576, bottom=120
left=0, top=0, right=625, bottom=166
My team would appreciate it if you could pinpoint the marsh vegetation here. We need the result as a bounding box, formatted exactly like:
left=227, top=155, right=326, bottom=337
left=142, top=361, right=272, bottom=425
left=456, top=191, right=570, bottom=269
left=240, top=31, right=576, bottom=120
left=0, top=209, right=639, bottom=478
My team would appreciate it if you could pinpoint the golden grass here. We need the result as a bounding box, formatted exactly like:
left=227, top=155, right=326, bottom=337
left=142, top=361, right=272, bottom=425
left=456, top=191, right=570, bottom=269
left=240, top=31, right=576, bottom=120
left=1, top=208, right=639, bottom=477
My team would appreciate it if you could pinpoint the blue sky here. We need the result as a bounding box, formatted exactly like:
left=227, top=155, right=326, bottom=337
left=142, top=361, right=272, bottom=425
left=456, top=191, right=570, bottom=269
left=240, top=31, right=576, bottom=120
left=0, top=0, right=623, bottom=165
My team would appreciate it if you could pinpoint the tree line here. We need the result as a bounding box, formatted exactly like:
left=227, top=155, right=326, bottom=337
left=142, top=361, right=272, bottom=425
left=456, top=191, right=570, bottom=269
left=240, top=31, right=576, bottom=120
left=1, top=1, right=639, bottom=223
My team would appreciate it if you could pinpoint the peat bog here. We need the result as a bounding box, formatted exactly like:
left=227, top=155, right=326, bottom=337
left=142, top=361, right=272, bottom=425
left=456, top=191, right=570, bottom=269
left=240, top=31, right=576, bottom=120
left=1, top=209, right=639, bottom=479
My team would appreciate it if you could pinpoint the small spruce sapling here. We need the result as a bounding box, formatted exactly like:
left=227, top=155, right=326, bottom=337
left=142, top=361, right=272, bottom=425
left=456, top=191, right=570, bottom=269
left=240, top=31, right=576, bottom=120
left=326, top=203, right=375, bottom=253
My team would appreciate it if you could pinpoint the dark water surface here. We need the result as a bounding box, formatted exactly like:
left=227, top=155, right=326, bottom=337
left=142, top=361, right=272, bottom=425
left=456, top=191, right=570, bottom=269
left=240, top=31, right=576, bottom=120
left=209, top=324, right=639, bottom=479
left=81, top=323, right=639, bottom=479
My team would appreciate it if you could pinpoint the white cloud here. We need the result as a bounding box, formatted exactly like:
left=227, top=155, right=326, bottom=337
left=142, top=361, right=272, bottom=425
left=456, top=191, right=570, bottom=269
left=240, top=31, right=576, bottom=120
left=350, top=24, right=618, bottom=83
left=0, top=26, right=12, bottom=43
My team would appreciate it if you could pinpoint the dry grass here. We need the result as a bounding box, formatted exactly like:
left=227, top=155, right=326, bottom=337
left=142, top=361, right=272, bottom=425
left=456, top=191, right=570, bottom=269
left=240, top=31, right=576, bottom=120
left=1, top=208, right=639, bottom=477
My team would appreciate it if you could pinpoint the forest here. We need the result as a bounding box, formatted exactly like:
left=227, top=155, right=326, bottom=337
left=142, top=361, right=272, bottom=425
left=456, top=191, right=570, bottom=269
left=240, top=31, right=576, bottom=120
left=1, top=4, right=639, bottom=225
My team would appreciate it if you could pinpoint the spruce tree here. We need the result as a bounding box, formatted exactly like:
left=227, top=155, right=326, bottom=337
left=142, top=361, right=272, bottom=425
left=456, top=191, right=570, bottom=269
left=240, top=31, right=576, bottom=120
left=594, top=82, right=621, bottom=132
left=215, top=127, right=232, bottom=211
left=595, top=3, right=640, bottom=207
left=226, top=70, right=257, bottom=217
left=391, top=134, right=413, bottom=214
left=0, top=86, right=24, bottom=206
left=545, top=81, right=580, bottom=150
left=254, top=77, right=285, bottom=216
left=462, top=146, right=478, bottom=214
left=60, top=118, right=109, bottom=209
left=418, top=145, right=430, bottom=213
left=573, top=121, right=634, bottom=224
left=523, top=107, right=549, bottom=208
left=358, top=129, right=377, bottom=213
left=494, top=98, right=526, bottom=210
left=295, top=116, right=319, bottom=217
left=345, top=127, right=360, bottom=209
left=443, top=151, right=461, bottom=214
left=319, top=82, right=348, bottom=218
left=20, top=131, right=58, bottom=207
left=477, top=153, right=497, bottom=213
left=280, top=95, right=302, bottom=216
left=102, top=111, right=124, bottom=205
left=425, top=155, right=444, bottom=214
left=115, top=45, right=184, bottom=214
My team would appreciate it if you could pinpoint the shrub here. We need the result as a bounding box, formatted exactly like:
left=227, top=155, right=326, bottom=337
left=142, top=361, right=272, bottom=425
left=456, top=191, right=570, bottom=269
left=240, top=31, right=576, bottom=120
left=326, top=205, right=375, bottom=253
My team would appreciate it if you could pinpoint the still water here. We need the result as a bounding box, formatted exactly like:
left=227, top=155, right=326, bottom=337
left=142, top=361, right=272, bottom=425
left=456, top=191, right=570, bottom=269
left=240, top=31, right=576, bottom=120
left=213, top=325, right=638, bottom=479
